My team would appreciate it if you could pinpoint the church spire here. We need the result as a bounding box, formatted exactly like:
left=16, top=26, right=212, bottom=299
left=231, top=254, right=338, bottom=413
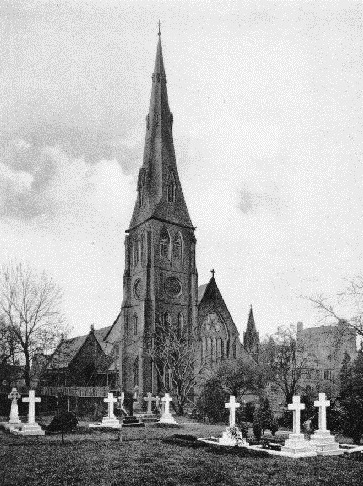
left=128, top=31, right=193, bottom=231
left=243, top=305, right=260, bottom=361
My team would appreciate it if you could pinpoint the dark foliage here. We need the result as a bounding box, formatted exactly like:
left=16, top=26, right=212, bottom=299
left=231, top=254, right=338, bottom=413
left=46, top=411, right=78, bottom=434
left=196, top=377, right=228, bottom=423
left=252, top=408, right=262, bottom=441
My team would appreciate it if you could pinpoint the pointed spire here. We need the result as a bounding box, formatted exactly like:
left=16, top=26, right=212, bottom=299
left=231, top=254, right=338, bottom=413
left=247, top=305, right=256, bottom=331
left=128, top=32, right=193, bottom=231
left=243, top=305, right=260, bottom=361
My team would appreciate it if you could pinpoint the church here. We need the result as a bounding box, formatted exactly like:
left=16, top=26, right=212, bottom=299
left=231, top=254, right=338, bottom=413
left=45, top=32, right=259, bottom=394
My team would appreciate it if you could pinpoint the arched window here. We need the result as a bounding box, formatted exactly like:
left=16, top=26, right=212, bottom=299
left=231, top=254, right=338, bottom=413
left=201, top=338, right=206, bottom=361
left=160, top=227, right=171, bottom=260
left=140, top=233, right=145, bottom=266
left=173, top=232, right=183, bottom=260
left=133, top=314, right=138, bottom=336
left=124, top=314, right=129, bottom=337
left=133, top=356, right=139, bottom=386
left=164, top=312, right=171, bottom=331
left=133, top=240, right=139, bottom=266
left=217, top=338, right=221, bottom=361
left=226, top=340, right=230, bottom=358
left=177, top=313, right=184, bottom=338
left=221, top=340, right=225, bottom=359
left=232, top=340, right=237, bottom=359
left=167, top=171, right=176, bottom=203
left=138, top=168, right=146, bottom=207
left=207, top=337, right=211, bottom=361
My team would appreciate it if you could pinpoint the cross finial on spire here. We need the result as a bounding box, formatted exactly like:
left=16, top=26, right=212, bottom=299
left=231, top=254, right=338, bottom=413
left=210, top=269, right=215, bottom=278
left=158, top=20, right=161, bottom=37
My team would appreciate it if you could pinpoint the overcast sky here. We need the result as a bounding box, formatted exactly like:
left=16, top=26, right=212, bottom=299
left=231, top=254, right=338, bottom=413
left=0, top=0, right=362, bottom=340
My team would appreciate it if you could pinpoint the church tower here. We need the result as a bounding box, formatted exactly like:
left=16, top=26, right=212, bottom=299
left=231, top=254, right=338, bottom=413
left=243, top=305, right=260, bottom=362
left=118, top=31, right=198, bottom=396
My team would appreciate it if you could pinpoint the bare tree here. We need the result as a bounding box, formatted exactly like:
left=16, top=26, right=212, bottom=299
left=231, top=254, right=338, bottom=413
left=259, top=325, right=308, bottom=405
left=308, top=275, right=363, bottom=337
left=0, top=262, right=68, bottom=387
left=145, top=321, right=207, bottom=415
left=215, top=358, right=263, bottom=398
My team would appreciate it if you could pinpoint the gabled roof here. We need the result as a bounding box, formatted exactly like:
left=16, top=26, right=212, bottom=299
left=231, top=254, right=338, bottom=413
left=48, top=326, right=112, bottom=369
left=198, top=283, right=208, bottom=304
left=198, top=276, right=236, bottom=328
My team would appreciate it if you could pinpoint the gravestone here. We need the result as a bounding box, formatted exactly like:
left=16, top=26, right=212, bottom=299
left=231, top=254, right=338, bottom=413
left=89, top=393, right=120, bottom=429
left=11, top=390, right=45, bottom=436
left=281, top=396, right=316, bottom=457
left=159, top=393, right=177, bottom=424
left=4, top=388, right=22, bottom=431
left=310, top=393, right=343, bottom=456
left=144, top=392, right=156, bottom=415
left=219, top=396, right=245, bottom=446
left=121, top=391, right=144, bottom=428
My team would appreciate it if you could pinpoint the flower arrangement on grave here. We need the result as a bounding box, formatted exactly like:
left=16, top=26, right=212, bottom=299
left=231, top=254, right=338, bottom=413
left=224, top=425, right=245, bottom=446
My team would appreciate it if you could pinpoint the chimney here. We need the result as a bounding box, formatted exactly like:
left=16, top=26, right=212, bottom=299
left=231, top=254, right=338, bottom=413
left=90, top=324, right=95, bottom=333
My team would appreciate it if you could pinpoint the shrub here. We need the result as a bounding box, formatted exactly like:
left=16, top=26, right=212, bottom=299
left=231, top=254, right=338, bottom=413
left=46, top=411, right=78, bottom=434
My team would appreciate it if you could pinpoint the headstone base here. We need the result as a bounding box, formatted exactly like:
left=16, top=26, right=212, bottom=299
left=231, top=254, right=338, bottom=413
left=89, top=416, right=121, bottom=429
left=310, top=430, right=343, bottom=456
left=281, top=433, right=317, bottom=458
left=159, top=413, right=177, bottom=425
left=11, top=423, right=45, bottom=436
left=135, top=413, right=158, bottom=423
left=4, top=420, right=23, bottom=431
left=122, top=416, right=145, bottom=428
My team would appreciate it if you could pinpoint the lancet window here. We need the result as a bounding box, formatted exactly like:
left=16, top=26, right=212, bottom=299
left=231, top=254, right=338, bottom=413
left=173, top=232, right=183, bottom=260
left=160, top=227, right=171, bottom=259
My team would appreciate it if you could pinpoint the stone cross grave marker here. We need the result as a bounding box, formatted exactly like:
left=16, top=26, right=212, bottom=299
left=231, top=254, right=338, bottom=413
left=161, top=393, right=173, bottom=415
left=23, top=390, right=41, bottom=425
left=314, top=392, right=330, bottom=432
left=104, top=393, right=117, bottom=419
left=8, top=388, right=21, bottom=424
left=144, top=392, right=156, bottom=415
left=225, top=396, right=240, bottom=427
left=288, top=395, right=305, bottom=435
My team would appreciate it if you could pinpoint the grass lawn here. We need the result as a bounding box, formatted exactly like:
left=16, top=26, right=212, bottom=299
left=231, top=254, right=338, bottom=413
left=1, top=421, right=363, bottom=486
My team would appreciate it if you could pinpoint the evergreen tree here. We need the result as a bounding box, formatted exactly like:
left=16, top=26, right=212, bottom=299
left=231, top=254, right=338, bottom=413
left=338, top=349, right=363, bottom=444
left=258, top=397, right=274, bottom=434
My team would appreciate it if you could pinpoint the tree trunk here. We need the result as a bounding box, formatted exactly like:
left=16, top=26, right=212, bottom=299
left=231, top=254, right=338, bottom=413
left=24, top=351, right=31, bottom=388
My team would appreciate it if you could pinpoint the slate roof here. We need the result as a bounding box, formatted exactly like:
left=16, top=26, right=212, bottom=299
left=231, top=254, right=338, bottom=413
left=197, top=283, right=208, bottom=304
left=48, top=326, right=112, bottom=369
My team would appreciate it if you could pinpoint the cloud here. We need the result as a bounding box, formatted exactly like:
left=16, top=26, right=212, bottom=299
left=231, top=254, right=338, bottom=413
left=238, top=184, right=283, bottom=215
left=0, top=135, right=136, bottom=224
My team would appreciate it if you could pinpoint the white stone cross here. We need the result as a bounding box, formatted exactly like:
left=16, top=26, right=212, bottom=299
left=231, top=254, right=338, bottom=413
left=161, top=393, right=173, bottom=415
left=104, top=393, right=117, bottom=419
left=314, top=392, right=330, bottom=432
left=225, top=396, right=240, bottom=427
left=22, top=390, right=41, bottom=425
left=8, top=388, right=21, bottom=423
left=288, top=395, right=305, bottom=435
left=144, top=392, right=156, bottom=414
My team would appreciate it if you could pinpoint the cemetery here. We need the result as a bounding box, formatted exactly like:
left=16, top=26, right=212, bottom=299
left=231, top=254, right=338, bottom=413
left=1, top=388, right=363, bottom=485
